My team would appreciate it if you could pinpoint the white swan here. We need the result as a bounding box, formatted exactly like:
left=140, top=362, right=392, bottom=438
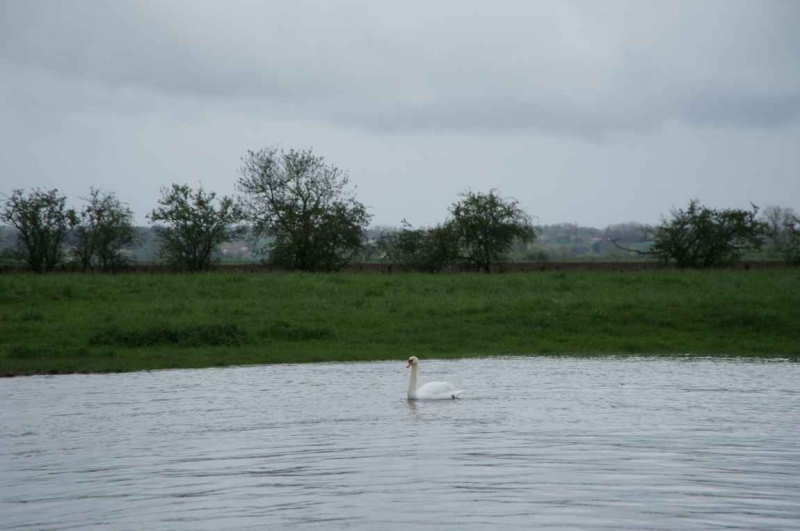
left=407, top=356, right=464, bottom=400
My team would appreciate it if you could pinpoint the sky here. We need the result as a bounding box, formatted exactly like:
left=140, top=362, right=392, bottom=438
left=1, top=0, right=799, bottom=228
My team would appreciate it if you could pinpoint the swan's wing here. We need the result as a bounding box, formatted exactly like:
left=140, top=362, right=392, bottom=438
left=417, top=381, right=464, bottom=399
left=417, top=381, right=454, bottom=395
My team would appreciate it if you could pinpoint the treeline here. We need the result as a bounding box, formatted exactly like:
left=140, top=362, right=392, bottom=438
left=2, top=146, right=799, bottom=273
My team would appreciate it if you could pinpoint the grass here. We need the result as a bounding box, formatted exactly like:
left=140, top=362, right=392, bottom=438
left=0, top=270, right=798, bottom=376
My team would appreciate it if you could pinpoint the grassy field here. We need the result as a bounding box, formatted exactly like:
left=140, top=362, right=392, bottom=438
left=1, top=270, right=798, bottom=376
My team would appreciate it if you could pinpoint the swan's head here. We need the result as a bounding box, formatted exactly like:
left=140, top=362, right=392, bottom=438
left=407, top=356, right=419, bottom=368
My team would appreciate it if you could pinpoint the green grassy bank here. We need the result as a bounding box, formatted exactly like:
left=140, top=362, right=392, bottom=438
left=1, top=270, right=798, bottom=376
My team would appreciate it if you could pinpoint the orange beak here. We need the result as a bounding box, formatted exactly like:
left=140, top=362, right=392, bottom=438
left=407, top=360, right=412, bottom=368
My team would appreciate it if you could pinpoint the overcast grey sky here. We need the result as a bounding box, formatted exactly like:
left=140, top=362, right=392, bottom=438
left=1, top=0, right=798, bottom=228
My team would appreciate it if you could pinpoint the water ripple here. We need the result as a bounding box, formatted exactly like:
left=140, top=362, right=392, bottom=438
left=2, top=357, right=800, bottom=530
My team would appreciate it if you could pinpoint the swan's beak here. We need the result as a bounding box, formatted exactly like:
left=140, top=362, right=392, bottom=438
left=407, top=360, right=412, bottom=368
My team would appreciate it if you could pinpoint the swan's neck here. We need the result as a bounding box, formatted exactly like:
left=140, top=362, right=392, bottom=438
left=407, top=364, right=418, bottom=399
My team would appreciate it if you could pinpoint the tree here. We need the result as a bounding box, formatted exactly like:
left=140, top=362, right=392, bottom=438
left=377, top=221, right=459, bottom=272
left=760, top=205, right=800, bottom=265
left=148, top=184, right=243, bottom=272
left=448, top=190, right=536, bottom=273
left=237, top=147, right=371, bottom=271
left=778, top=213, right=800, bottom=266
left=73, top=188, right=138, bottom=272
left=0, top=227, right=22, bottom=268
left=0, top=188, right=75, bottom=273
left=646, top=200, right=766, bottom=268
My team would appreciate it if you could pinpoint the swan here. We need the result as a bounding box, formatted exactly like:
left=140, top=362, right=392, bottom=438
left=406, top=356, right=464, bottom=400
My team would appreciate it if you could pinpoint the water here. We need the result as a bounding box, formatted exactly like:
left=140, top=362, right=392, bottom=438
left=1, top=357, right=799, bottom=530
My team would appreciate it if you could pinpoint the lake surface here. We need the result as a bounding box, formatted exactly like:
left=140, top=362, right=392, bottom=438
left=2, top=357, right=799, bottom=530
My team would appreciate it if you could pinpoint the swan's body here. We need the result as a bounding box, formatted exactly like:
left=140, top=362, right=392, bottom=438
left=407, top=356, right=464, bottom=400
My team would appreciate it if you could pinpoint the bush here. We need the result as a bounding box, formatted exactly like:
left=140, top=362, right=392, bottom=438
left=260, top=321, right=336, bottom=341
left=649, top=200, right=766, bottom=268
left=377, top=222, right=459, bottom=272
left=90, top=323, right=247, bottom=347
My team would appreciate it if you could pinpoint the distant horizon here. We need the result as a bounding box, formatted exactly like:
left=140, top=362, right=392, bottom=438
left=4, top=185, right=793, bottom=232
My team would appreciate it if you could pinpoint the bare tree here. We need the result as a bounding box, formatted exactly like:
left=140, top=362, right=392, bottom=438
left=603, top=222, right=652, bottom=242
left=785, top=215, right=800, bottom=266
left=760, top=205, right=798, bottom=263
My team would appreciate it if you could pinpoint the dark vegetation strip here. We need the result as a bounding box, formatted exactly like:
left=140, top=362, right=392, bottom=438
left=0, top=270, right=798, bottom=376
left=0, top=260, right=791, bottom=275
left=89, top=323, right=248, bottom=347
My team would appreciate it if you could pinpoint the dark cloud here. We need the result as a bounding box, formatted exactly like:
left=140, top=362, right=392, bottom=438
left=1, top=0, right=798, bottom=228
left=2, top=0, right=799, bottom=135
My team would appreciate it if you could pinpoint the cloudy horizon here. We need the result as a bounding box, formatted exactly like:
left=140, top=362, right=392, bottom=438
left=1, top=0, right=798, bottom=228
